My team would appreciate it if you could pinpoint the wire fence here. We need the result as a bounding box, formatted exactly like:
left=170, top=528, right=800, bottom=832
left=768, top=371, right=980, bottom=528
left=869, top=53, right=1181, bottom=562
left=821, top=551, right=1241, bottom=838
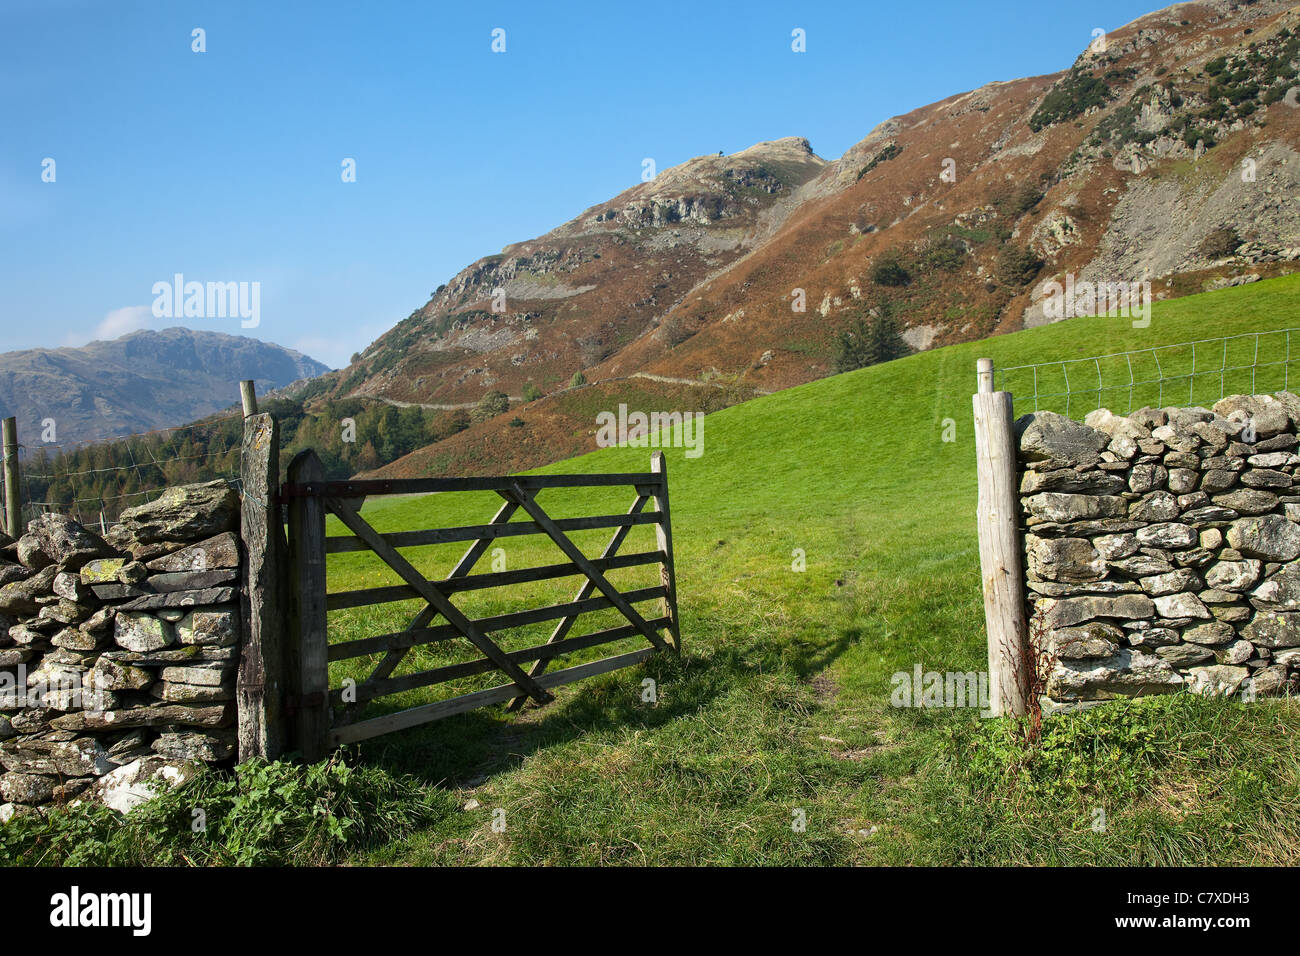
left=996, top=328, right=1300, bottom=420
left=3, top=413, right=244, bottom=535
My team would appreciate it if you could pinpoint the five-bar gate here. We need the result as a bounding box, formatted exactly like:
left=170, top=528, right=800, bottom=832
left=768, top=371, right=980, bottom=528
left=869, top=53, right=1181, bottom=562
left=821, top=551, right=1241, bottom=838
left=280, top=450, right=681, bottom=758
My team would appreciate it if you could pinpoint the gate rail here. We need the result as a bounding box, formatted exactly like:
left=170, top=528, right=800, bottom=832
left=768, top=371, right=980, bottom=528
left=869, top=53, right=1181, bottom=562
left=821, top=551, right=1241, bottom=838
left=280, top=450, right=681, bottom=758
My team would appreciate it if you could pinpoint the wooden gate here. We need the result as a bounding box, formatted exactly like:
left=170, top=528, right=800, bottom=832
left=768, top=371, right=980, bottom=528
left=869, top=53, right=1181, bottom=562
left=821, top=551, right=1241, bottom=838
left=279, top=450, right=681, bottom=758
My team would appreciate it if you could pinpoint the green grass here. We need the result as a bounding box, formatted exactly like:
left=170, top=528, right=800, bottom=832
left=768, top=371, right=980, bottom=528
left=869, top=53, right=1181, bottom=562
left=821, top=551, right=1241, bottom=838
left=12, top=274, right=1300, bottom=866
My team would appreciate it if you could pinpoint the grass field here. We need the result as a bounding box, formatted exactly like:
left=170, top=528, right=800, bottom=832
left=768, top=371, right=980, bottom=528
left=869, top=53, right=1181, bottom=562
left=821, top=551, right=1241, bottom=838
left=9, top=276, right=1300, bottom=866
left=311, top=274, right=1300, bottom=865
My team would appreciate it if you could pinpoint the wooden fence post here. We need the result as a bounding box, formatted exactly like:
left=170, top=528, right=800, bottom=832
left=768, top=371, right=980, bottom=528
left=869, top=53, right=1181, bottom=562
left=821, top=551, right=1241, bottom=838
left=650, top=451, right=681, bottom=654
left=237, top=412, right=287, bottom=761
left=2, top=417, right=19, bottom=539
left=972, top=358, right=1031, bottom=717
left=285, top=450, right=330, bottom=760
left=240, top=380, right=258, bottom=418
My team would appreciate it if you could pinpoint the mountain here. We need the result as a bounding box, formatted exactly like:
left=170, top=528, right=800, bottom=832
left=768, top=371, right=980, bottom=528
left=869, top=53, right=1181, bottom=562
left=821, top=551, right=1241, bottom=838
left=305, top=0, right=1300, bottom=478
left=0, top=328, right=330, bottom=445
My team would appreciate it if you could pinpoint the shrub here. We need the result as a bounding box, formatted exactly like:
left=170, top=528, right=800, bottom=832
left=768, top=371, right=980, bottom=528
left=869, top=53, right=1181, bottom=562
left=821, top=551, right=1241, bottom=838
left=870, top=255, right=911, bottom=287
left=1029, top=71, right=1113, bottom=131
left=521, top=382, right=543, bottom=402
left=1199, top=224, right=1242, bottom=260
left=0, top=758, right=454, bottom=867
left=996, top=244, right=1044, bottom=287
left=856, top=142, right=902, bottom=180
left=919, top=235, right=966, bottom=273
left=569, top=371, right=587, bottom=387
left=833, top=308, right=911, bottom=374
left=471, top=390, right=510, bottom=423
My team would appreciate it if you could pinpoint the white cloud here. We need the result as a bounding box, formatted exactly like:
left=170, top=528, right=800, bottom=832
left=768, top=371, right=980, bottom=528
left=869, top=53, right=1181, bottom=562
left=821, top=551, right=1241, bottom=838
left=91, top=305, right=154, bottom=342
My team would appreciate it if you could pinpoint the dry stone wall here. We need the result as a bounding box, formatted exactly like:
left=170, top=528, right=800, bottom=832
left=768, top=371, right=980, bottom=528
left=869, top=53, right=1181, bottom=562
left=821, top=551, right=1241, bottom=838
left=1018, top=393, right=1300, bottom=711
left=0, top=480, right=243, bottom=817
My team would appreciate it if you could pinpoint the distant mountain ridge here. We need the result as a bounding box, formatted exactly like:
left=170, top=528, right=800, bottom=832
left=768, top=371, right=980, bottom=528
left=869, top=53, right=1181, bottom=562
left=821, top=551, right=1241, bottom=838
left=0, top=328, right=330, bottom=444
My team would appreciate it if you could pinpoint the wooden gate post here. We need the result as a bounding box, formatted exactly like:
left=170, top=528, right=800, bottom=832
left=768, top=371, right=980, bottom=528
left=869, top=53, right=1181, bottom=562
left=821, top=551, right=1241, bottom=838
left=650, top=452, right=681, bottom=654
left=285, top=450, right=330, bottom=760
left=2, top=417, right=19, bottom=539
left=240, top=380, right=258, bottom=418
left=238, top=412, right=287, bottom=761
left=972, top=358, right=1031, bottom=717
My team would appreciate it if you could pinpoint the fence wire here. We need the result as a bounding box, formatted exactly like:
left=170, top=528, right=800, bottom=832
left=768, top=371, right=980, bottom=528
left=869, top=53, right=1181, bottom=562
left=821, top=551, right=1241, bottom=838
left=6, top=413, right=244, bottom=533
left=995, top=328, right=1300, bottom=420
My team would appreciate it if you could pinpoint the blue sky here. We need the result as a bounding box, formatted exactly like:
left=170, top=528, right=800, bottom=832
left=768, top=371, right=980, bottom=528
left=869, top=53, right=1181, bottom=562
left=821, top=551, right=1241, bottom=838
left=1, top=0, right=1164, bottom=369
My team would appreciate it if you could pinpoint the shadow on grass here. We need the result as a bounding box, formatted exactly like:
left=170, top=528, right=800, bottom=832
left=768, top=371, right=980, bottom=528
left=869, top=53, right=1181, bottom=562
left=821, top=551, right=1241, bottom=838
left=342, top=622, right=865, bottom=790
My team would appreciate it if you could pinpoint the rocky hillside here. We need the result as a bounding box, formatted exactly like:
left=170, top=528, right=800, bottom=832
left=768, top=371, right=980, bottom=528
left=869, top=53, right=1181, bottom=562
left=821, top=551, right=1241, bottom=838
left=0, top=329, right=329, bottom=445
left=311, top=0, right=1300, bottom=478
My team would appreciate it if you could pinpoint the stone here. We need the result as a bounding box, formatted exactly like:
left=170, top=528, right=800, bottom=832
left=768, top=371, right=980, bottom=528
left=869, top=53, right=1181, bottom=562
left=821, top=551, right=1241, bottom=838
left=89, top=583, right=149, bottom=601
left=1047, top=649, right=1183, bottom=700
left=1050, top=622, right=1123, bottom=660
left=1200, top=528, right=1224, bottom=551
left=146, top=568, right=238, bottom=593
left=159, top=665, right=231, bottom=687
left=89, top=658, right=155, bottom=692
left=1274, top=648, right=1300, bottom=667
left=176, top=609, right=238, bottom=647
left=1248, top=665, right=1291, bottom=696
left=1153, top=592, right=1212, bottom=620
left=1156, top=643, right=1215, bottom=666
left=1135, top=522, right=1197, bottom=550
left=145, top=532, right=240, bottom=573
left=1240, top=468, right=1292, bottom=489
left=0, top=563, right=30, bottom=586
left=1248, top=452, right=1299, bottom=468
left=24, top=514, right=114, bottom=570
left=1095, top=533, right=1138, bottom=560
left=116, top=561, right=149, bottom=585
left=1201, top=469, right=1237, bottom=494
left=1186, top=664, right=1250, bottom=697
left=1139, top=568, right=1200, bottom=597
left=1182, top=621, right=1236, bottom=646
left=1201, top=561, right=1263, bottom=590
left=0, top=737, right=115, bottom=777
left=1227, top=514, right=1300, bottom=561
left=1026, top=493, right=1126, bottom=522
left=115, top=587, right=237, bottom=612
left=79, top=558, right=127, bottom=584
left=1212, top=489, right=1279, bottom=515
left=1109, top=553, right=1174, bottom=577
left=1026, top=536, right=1105, bottom=583
left=114, top=613, right=175, bottom=652
left=0, top=772, right=56, bottom=804
left=1126, top=627, right=1180, bottom=648
left=1250, top=566, right=1300, bottom=611
left=0, top=566, right=57, bottom=615
left=51, top=703, right=234, bottom=732
left=116, top=480, right=239, bottom=544
left=1241, top=612, right=1300, bottom=649
left=152, top=731, right=235, bottom=763
left=51, top=572, right=92, bottom=604
left=81, top=606, right=115, bottom=634
left=1084, top=408, right=1150, bottom=443
left=1213, top=605, right=1252, bottom=623
left=1221, top=640, right=1254, bottom=665
left=1182, top=506, right=1238, bottom=525
left=1129, top=491, right=1180, bottom=521
left=16, top=535, right=52, bottom=570
left=1128, top=463, right=1167, bottom=494
left=1039, top=594, right=1155, bottom=628
left=91, top=757, right=200, bottom=813
left=151, top=682, right=231, bottom=703
left=1213, top=395, right=1290, bottom=438
left=1131, top=406, right=1166, bottom=429
left=1167, top=469, right=1198, bottom=494
left=50, top=627, right=106, bottom=652
left=1016, top=412, right=1109, bottom=464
